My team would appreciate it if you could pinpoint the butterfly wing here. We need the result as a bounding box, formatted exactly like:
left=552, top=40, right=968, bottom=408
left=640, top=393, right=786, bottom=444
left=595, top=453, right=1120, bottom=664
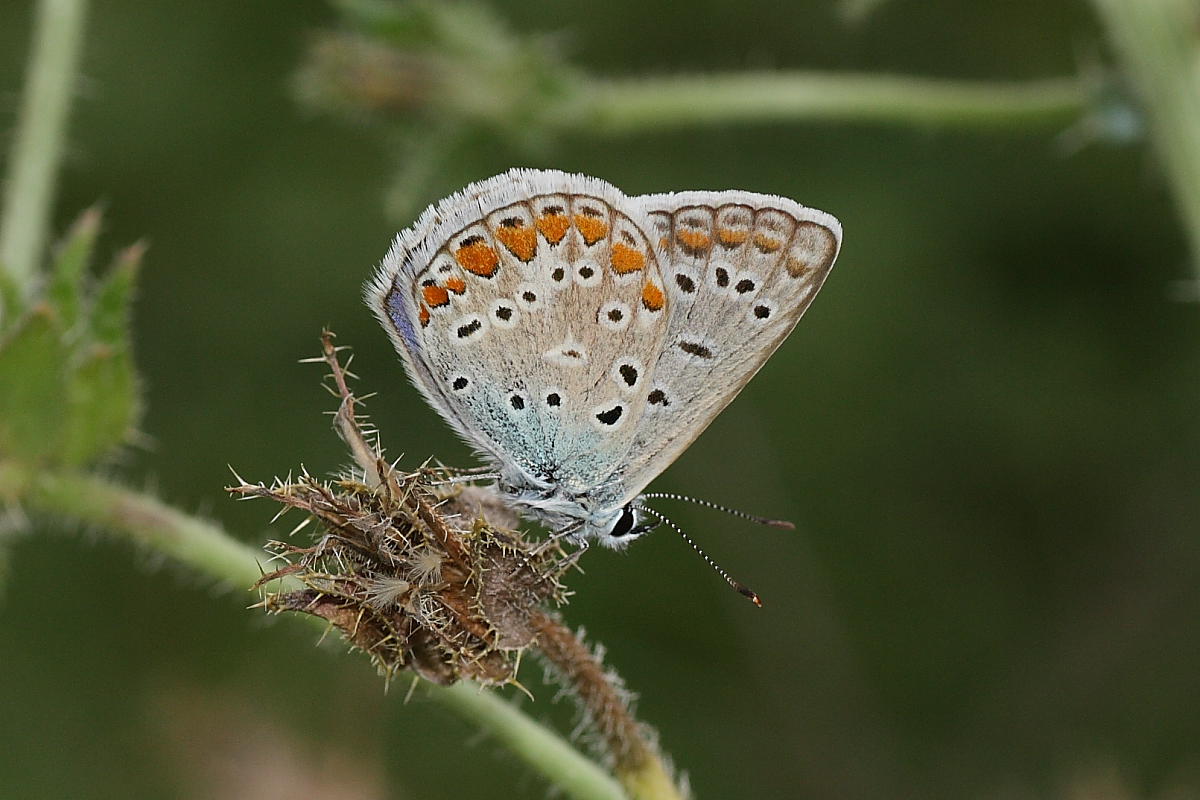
left=367, top=169, right=672, bottom=499
left=610, top=190, right=842, bottom=501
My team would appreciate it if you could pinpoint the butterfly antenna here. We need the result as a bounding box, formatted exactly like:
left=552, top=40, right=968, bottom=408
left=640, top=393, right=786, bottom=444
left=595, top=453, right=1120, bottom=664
left=638, top=492, right=794, bottom=530
left=634, top=504, right=763, bottom=607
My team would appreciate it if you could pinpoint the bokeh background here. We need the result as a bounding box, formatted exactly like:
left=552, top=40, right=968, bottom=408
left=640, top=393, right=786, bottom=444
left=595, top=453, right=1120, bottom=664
left=2, top=1, right=1198, bottom=798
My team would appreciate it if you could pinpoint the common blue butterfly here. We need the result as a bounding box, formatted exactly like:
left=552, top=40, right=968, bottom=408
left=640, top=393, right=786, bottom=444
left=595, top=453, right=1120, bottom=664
left=368, top=169, right=841, bottom=558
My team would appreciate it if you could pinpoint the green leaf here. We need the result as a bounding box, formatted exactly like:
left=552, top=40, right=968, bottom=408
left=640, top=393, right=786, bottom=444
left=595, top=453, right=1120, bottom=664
left=87, top=242, right=142, bottom=347
left=0, top=234, right=143, bottom=467
left=0, top=304, right=70, bottom=462
left=48, top=207, right=102, bottom=334
left=57, top=243, right=143, bottom=466
left=60, top=341, right=139, bottom=467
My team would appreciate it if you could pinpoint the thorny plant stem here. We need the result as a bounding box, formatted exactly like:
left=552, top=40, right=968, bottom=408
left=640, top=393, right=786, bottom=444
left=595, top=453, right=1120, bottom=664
left=573, top=72, right=1091, bottom=134
left=0, top=0, right=89, bottom=301
left=1090, top=0, right=1200, bottom=285
left=0, top=460, right=630, bottom=800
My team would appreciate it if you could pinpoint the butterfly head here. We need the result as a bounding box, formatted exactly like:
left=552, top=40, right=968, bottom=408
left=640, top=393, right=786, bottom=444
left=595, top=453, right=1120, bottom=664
left=504, top=485, right=654, bottom=549
left=592, top=502, right=657, bottom=549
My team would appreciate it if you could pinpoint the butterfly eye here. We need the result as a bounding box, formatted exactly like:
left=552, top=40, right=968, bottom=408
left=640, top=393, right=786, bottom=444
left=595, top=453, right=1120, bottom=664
left=609, top=505, right=637, bottom=538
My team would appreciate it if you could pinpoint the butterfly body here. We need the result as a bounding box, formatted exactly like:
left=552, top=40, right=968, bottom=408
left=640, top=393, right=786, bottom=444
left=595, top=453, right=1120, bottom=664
left=368, top=169, right=841, bottom=547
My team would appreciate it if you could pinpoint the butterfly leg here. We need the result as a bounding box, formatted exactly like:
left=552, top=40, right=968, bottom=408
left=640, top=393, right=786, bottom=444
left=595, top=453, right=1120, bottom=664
left=532, top=520, right=585, bottom=556
left=430, top=464, right=497, bottom=476
left=428, top=474, right=503, bottom=488
left=422, top=464, right=503, bottom=487
left=553, top=540, right=590, bottom=575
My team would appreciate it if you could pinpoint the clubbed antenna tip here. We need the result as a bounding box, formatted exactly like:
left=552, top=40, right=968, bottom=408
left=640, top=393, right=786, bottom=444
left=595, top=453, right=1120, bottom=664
left=734, top=582, right=764, bottom=607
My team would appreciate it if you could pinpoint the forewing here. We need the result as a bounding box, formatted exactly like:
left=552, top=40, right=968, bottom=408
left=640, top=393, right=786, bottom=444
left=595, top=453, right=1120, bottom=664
left=613, top=190, right=842, bottom=499
left=367, top=169, right=670, bottom=496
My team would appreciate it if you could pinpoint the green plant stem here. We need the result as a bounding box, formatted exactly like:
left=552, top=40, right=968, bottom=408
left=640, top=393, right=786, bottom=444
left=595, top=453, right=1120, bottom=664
left=573, top=72, right=1091, bottom=134
left=0, top=461, right=629, bottom=800
left=437, top=682, right=627, bottom=800
left=0, top=463, right=262, bottom=587
left=1090, top=0, right=1200, bottom=283
left=0, top=0, right=89, bottom=299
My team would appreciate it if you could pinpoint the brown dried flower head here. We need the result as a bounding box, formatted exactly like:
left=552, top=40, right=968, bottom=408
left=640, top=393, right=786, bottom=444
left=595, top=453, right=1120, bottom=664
left=236, top=467, right=569, bottom=687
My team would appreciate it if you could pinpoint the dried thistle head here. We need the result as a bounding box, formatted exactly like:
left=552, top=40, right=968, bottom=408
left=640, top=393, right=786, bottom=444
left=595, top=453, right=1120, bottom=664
left=234, top=467, right=568, bottom=687
left=229, top=332, right=570, bottom=687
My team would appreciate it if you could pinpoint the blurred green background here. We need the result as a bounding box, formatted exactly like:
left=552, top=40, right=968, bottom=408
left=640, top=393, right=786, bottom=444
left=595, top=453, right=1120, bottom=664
left=2, top=1, right=1198, bottom=798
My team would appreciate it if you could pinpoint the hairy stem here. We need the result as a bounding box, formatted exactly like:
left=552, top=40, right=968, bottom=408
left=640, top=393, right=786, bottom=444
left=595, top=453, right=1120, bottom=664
left=570, top=72, right=1091, bottom=134
left=0, top=461, right=628, bottom=800
left=2, top=463, right=262, bottom=587
left=533, top=612, right=685, bottom=800
left=437, top=681, right=626, bottom=800
left=1090, top=0, right=1200, bottom=284
left=0, top=0, right=89, bottom=299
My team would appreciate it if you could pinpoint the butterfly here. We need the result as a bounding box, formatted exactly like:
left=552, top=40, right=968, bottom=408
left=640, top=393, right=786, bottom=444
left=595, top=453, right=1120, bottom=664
left=367, top=168, right=841, bottom=558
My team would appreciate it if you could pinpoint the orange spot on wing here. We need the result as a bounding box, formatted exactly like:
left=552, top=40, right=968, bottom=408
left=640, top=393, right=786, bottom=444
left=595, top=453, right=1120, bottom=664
left=536, top=213, right=570, bottom=244
left=675, top=229, right=711, bottom=254
left=422, top=284, right=450, bottom=307
left=455, top=241, right=500, bottom=277
left=785, top=254, right=813, bottom=277
left=444, top=277, right=466, bottom=294
left=717, top=228, right=749, bottom=247
left=753, top=232, right=784, bottom=253
left=495, top=225, right=538, bottom=262
left=610, top=242, right=646, bottom=274
left=641, top=281, right=665, bottom=311
left=419, top=305, right=430, bottom=327
left=574, top=214, right=609, bottom=245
